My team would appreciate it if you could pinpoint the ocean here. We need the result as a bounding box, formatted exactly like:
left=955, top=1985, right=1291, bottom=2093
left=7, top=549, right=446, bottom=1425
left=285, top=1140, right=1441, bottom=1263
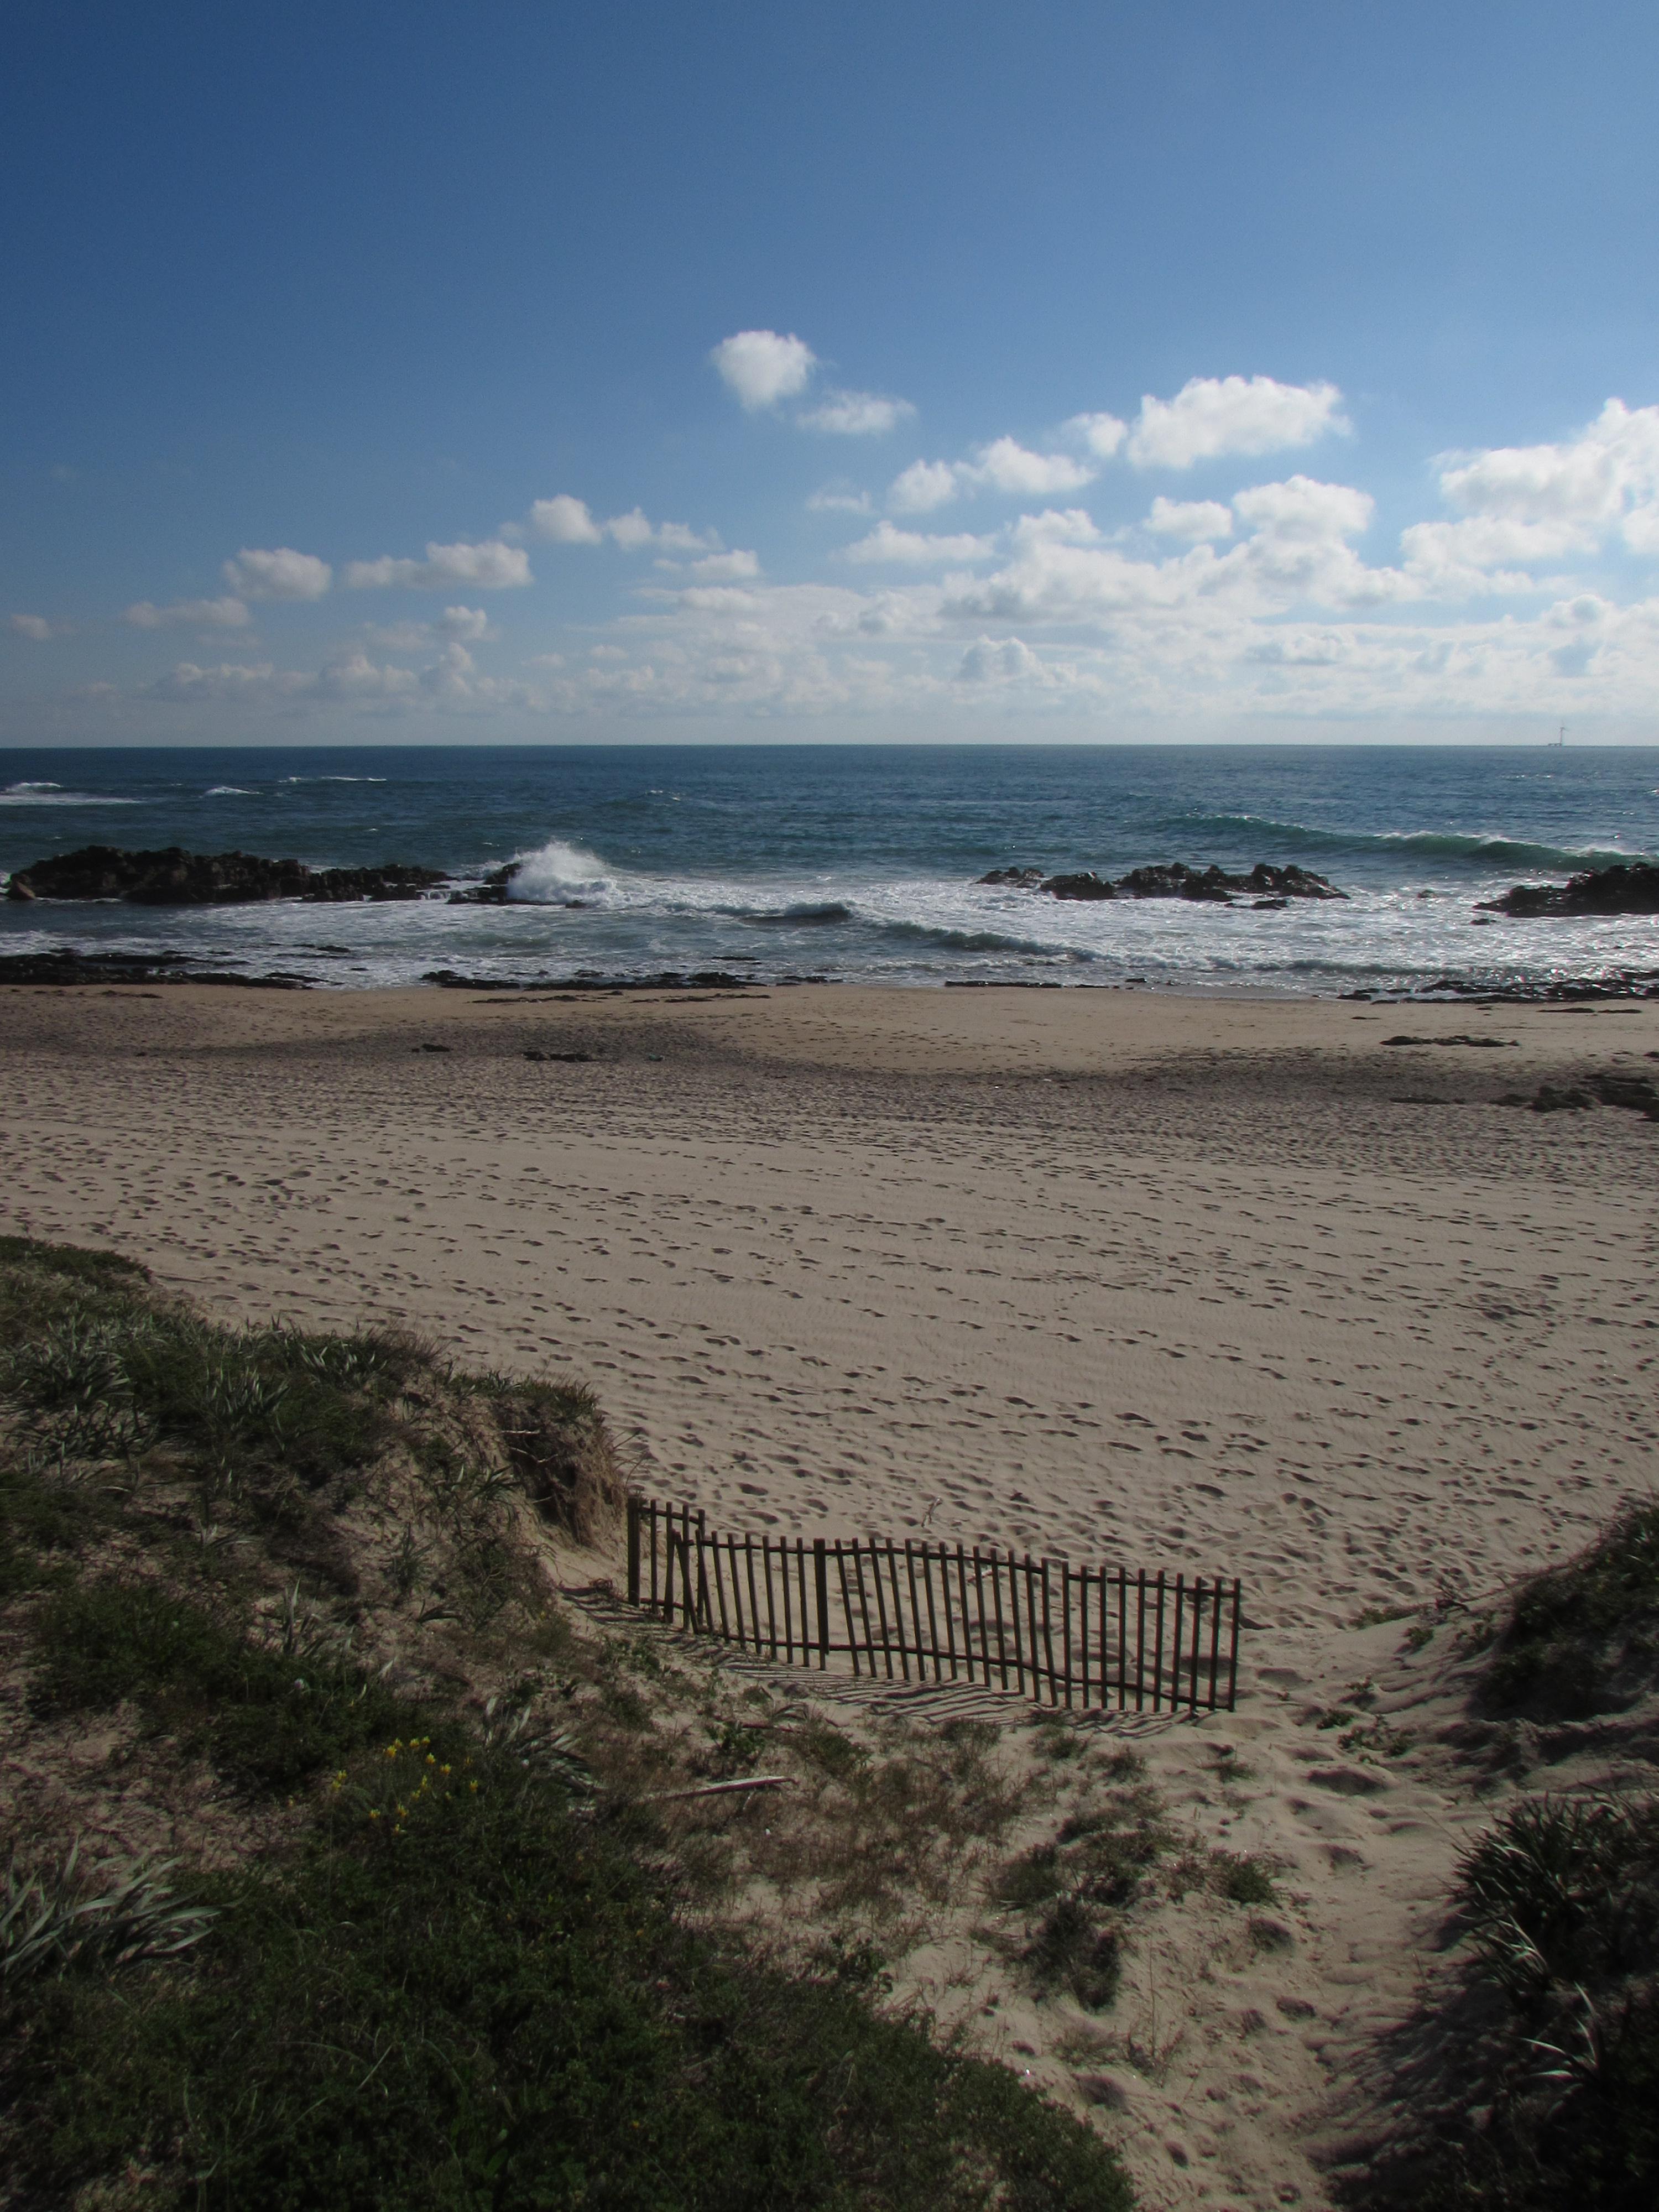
left=2, top=743, right=1656, bottom=996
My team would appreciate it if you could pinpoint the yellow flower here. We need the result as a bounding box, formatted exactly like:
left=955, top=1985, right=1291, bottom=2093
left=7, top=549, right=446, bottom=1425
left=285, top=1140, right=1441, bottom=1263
left=368, top=1809, right=381, bottom=1822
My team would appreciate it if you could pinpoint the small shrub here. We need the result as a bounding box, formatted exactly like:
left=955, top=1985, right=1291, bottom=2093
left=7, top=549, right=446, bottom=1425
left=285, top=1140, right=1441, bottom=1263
left=1022, top=1896, right=1123, bottom=2011
left=2, top=1842, right=215, bottom=1987
left=0, top=1236, right=149, bottom=1288
left=30, top=1578, right=416, bottom=1793
left=1211, top=1851, right=1277, bottom=1906
left=1484, top=1506, right=1659, bottom=1717
left=1457, top=1794, right=1659, bottom=1997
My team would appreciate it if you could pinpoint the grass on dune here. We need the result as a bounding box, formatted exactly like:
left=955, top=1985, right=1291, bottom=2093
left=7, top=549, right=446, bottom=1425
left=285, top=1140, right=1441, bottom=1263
left=0, top=1232, right=1133, bottom=2212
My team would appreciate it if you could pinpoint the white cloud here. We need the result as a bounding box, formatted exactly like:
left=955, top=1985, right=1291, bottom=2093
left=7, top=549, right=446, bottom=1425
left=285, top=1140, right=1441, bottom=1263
left=1128, top=375, right=1349, bottom=468
left=688, top=549, right=761, bottom=580
left=808, top=484, right=873, bottom=513
left=844, top=521, right=997, bottom=566
left=124, top=595, right=251, bottom=629
left=962, top=437, right=1095, bottom=497
left=529, top=495, right=603, bottom=544
left=534, top=497, right=718, bottom=552
left=1437, top=399, right=1659, bottom=551
left=653, top=520, right=716, bottom=551
left=342, top=540, right=532, bottom=591
left=957, top=635, right=1044, bottom=684
left=222, top=546, right=332, bottom=600
left=1010, top=508, right=1103, bottom=548
left=711, top=328, right=817, bottom=410
left=8, top=613, right=53, bottom=640
left=1232, top=475, right=1373, bottom=542
left=888, top=459, right=959, bottom=514
left=603, top=508, right=658, bottom=552
left=889, top=440, right=1094, bottom=513
left=1066, top=411, right=1128, bottom=460
left=142, top=639, right=528, bottom=711
left=798, top=389, right=916, bottom=435
left=1145, top=496, right=1233, bottom=541
left=437, top=605, right=495, bottom=640
left=1399, top=515, right=1588, bottom=593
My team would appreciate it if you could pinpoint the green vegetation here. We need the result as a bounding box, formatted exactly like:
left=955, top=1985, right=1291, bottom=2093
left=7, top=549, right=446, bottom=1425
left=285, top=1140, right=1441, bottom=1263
left=1392, top=1514, right=1659, bottom=2210
left=1481, top=1504, right=1659, bottom=1717
left=1406, top=1794, right=1659, bottom=2211
left=0, top=1234, right=1130, bottom=2210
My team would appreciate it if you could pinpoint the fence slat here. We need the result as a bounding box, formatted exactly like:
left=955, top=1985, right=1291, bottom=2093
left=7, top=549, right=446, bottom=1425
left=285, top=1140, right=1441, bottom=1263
left=1171, top=1575, right=1186, bottom=1717
left=937, top=1544, right=958, bottom=1680
left=619, top=1497, right=1240, bottom=1714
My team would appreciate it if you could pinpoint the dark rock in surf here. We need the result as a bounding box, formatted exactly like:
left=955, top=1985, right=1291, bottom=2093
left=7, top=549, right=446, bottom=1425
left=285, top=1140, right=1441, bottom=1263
left=1478, top=862, right=1659, bottom=919
left=5, top=844, right=447, bottom=906
left=990, top=858, right=1347, bottom=905
left=1044, top=872, right=1117, bottom=901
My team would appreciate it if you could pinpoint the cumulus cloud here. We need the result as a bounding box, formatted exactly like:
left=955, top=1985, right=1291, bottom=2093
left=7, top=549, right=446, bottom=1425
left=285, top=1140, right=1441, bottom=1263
left=957, top=635, right=1044, bottom=684
left=8, top=613, right=53, bottom=640
left=531, top=496, right=717, bottom=552
left=1010, top=508, right=1103, bottom=549
left=438, top=605, right=495, bottom=640
left=711, top=328, right=817, bottom=410
left=222, top=546, right=332, bottom=600
left=529, top=495, right=604, bottom=544
left=143, top=638, right=527, bottom=711
left=888, top=441, right=1094, bottom=514
left=1436, top=399, right=1659, bottom=551
left=797, top=389, right=916, bottom=435
left=124, top=595, right=251, bottom=629
left=687, top=549, right=761, bottom=580
left=843, top=521, right=998, bottom=566
left=961, top=438, right=1095, bottom=497
left=888, top=459, right=960, bottom=514
left=342, top=540, right=532, bottom=591
left=1146, top=497, right=1233, bottom=541
left=807, top=484, right=873, bottom=513
left=1232, top=475, right=1373, bottom=542
left=1066, top=412, right=1129, bottom=460
left=1128, top=375, right=1349, bottom=468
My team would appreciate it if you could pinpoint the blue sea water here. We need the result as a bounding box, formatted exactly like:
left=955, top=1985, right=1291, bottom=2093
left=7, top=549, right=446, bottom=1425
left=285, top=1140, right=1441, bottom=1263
left=2, top=743, right=1657, bottom=995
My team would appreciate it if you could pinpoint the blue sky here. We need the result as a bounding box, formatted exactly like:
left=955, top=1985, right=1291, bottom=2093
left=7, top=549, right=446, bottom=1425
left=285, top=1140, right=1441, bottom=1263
left=6, top=1, right=1659, bottom=744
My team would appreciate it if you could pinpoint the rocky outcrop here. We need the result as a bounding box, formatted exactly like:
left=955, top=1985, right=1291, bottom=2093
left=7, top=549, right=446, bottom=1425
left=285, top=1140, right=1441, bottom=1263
left=978, top=860, right=1346, bottom=904
left=4, top=845, right=447, bottom=906
left=1478, top=862, right=1659, bottom=919
left=0, top=948, right=309, bottom=987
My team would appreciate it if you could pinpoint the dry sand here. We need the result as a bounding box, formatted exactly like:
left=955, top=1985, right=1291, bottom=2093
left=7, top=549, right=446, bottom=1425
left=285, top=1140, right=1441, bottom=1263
left=5, top=978, right=1658, bottom=2206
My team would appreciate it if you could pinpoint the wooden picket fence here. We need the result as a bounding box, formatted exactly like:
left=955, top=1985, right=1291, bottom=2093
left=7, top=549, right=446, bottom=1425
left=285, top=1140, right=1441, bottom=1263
left=624, top=1497, right=1241, bottom=1714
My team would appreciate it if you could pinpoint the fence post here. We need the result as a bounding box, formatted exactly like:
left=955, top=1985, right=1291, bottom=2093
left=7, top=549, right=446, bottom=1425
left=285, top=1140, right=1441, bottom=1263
left=814, top=1539, right=830, bottom=1670
left=627, top=1495, right=640, bottom=1605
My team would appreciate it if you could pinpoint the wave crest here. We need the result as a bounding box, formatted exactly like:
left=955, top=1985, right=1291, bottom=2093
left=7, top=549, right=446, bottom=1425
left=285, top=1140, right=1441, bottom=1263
left=1192, top=812, right=1652, bottom=873
left=505, top=838, right=615, bottom=904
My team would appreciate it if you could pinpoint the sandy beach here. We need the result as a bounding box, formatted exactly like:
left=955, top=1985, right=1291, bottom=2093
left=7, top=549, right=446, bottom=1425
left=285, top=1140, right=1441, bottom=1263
left=6, top=980, right=1656, bottom=1619
left=6, top=978, right=1658, bottom=2205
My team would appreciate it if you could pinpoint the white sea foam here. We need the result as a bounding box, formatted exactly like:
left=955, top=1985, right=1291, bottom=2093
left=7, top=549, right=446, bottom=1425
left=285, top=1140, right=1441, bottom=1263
left=205, top=785, right=255, bottom=796
left=505, top=838, right=617, bottom=903
left=0, top=782, right=139, bottom=806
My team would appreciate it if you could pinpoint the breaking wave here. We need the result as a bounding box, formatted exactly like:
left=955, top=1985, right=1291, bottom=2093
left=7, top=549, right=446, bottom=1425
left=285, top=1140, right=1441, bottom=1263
left=1190, top=812, right=1652, bottom=874
left=1, top=782, right=139, bottom=807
